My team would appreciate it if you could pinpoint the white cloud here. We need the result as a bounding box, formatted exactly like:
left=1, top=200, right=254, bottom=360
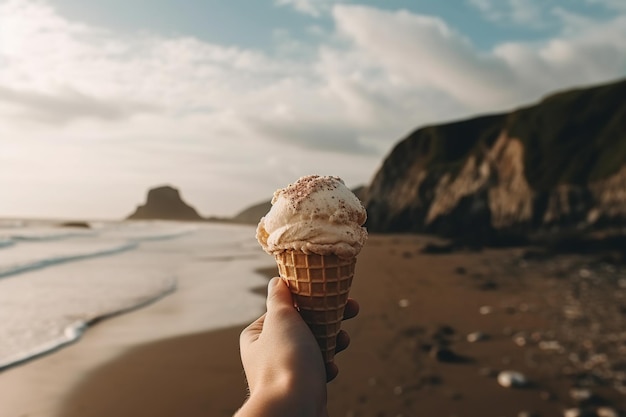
left=586, top=0, right=626, bottom=12
left=274, top=0, right=346, bottom=17
left=468, top=0, right=548, bottom=27
left=332, top=4, right=626, bottom=110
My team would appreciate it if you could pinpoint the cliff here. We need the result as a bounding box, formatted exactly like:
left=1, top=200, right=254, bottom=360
left=365, top=78, right=626, bottom=241
left=126, top=186, right=203, bottom=221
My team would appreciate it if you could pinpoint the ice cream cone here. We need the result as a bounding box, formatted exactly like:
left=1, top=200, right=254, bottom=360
left=275, top=250, right=356, bottom=363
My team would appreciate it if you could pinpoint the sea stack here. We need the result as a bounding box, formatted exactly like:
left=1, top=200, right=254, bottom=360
left=126, top=185, right=203, bottom=221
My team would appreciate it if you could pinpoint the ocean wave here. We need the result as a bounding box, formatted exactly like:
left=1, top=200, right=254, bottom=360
left=0, top=242, right=138, bottom=279
left=10, top=230, right=97, bottom=242
left=0, top=239, right=15, bottom=249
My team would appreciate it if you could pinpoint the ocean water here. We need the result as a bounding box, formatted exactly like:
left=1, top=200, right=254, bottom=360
left=0, top=220, right=269, bottom=370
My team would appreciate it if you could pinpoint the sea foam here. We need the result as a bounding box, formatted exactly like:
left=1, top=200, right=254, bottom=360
left=0, top=221, right=199, bottom=370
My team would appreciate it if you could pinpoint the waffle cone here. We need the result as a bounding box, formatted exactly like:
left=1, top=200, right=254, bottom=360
left=275, top=250, right=356, bottom=363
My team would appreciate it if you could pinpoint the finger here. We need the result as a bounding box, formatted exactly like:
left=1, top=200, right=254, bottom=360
left=326, top=361, right=339, bottom=382
left=343, top=299, right=360, bottom=321
left=239, top=313, right=266, bottom=346
left=265, top=277, right=294, bottom=314
left=335, top=330, right=350, bottom=354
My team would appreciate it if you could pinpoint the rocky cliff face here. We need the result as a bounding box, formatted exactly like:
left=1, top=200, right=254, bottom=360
left=366, top=78, right=626, bottom=240
left=127, top=186, right=203, bottom=221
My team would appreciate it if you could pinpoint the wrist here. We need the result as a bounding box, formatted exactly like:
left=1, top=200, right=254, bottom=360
left=237, top=374, right=327, bottom=417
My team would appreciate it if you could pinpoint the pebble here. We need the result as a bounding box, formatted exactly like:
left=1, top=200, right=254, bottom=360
left=479, top=305, right=494, bottom=315
left=569, top=388, right=592, bottom=402
left=518, top=411, right=539, bottom=417
left=530, top=331, right=544, bottom=342
left=398, top=299, right=410, bottom=308
left=563, top=408, right=581, bottom=417
left=513, top=332, right=529, bottom=347
left=579, top=268, right=592, bottom=278
left=430, top=346, right=459, bottom=362
left=497, top=370, right=528, bottom=388
left=563, top=305, right=584, bottom=320
left=563, top=409, right=598, bottom=417
left=467, top=331, right=488, bottom=343
left=538, top=340, right=563, bottom=352
left=596, top=407, right=619, bottom=417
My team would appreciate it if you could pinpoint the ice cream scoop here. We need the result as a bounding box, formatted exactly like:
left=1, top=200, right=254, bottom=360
left=256, top=175, right=367, bottom=259
left=256, top=175, right=367, bottom=363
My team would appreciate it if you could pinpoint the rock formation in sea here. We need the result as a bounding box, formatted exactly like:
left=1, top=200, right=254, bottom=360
left=126, top=185, right=203, bottom=221
left=365, top=78, right=626, bottom=241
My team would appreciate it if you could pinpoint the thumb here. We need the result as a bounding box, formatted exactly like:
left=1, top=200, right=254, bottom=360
left=266, top=276, right=294, bottom=313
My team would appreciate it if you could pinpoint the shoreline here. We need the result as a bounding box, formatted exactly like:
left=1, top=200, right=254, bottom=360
left=0, top=224, right=272, bottom=417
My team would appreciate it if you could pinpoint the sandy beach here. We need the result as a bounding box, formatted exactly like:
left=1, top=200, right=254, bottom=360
left=2, top=234, right=625, bottom=417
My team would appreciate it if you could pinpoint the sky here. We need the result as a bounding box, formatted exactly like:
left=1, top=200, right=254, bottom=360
left=1, top=0, right=625, bottom=220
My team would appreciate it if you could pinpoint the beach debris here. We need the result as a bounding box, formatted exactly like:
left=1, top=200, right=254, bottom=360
left=564, top=305, right=584, bottom=320
left=479, top=305, right=494, bottom=315
left=429, top=346, right=457, bottom=362
left=563, top=408, right=582, bottom=417
left=569, top=388, right=593, bottom=402
left=429, top=346, right=471, bottom=363
left=430, top=325, right=455, bottom=345
left=563, top=408, right=598, bottom=417
left=513, top=332, right=529, bottom=347
left=596, top=407, right=619, bottom=417
left=539, top=340, right=564, bottom=352
left=530, top=331, right=544, bottom=342
left=467, top=331, right=489, bottom=343
left=398, top=298, right=410, bottom=308
left=478, top=280, right=498, bottom=290
left=497, top=370, right=529, bottom=388
left=518, top=411, right=539, bottom=417
left=435, top=324, right=455, bottom=336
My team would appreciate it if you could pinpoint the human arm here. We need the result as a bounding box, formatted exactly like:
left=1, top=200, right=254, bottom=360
left=234, top=277, right=358, bottom=417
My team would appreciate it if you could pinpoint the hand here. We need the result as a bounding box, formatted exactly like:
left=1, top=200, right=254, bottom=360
left=235, top=277, right=359, bottom=417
